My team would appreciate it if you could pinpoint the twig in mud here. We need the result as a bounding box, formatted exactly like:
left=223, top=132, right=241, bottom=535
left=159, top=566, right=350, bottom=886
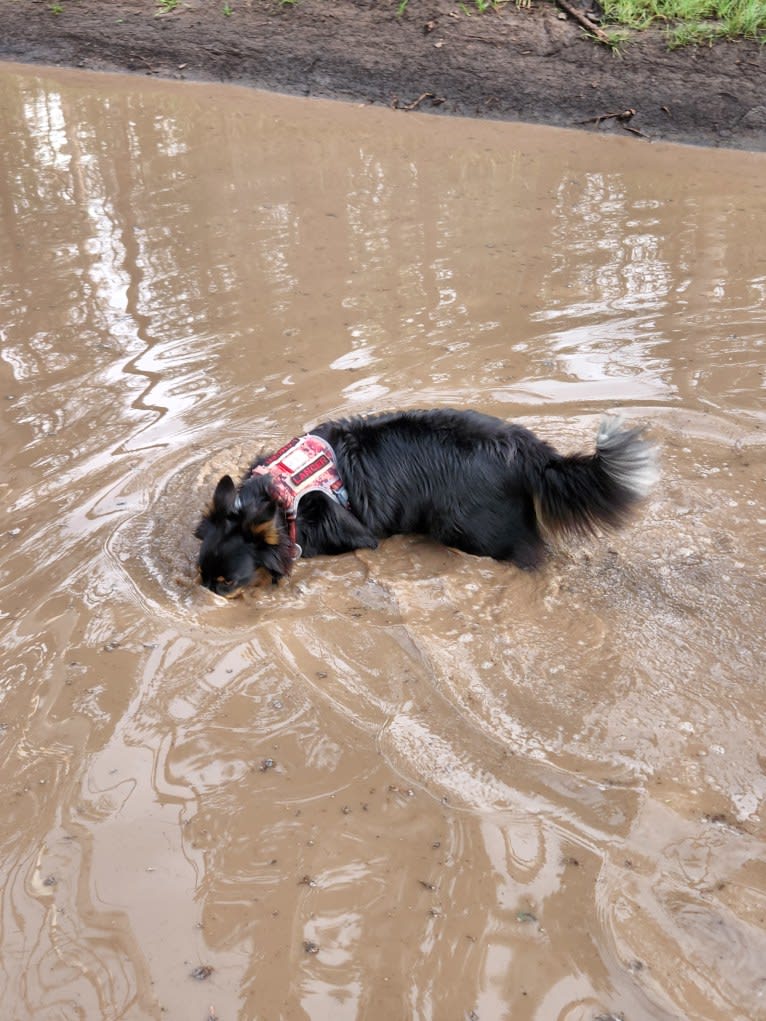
left=394, top=92, right=443, bottom=111
left=554, top=0, right=611, bottom=45
left=134, top=53, right=159, bottom=73
left=403, top=92, right=433, bottom=110
left=621, top=122, right=651, bottom=139
left=577, top=107, right=651, bottom=139
left=577, top=108, right=634, bottom=125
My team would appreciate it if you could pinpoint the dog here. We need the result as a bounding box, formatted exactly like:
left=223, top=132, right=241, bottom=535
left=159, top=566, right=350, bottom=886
left=195, top=408, right=657, bottom=597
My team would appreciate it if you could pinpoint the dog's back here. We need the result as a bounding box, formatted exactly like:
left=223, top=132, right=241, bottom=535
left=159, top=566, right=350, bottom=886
left=314, top=409, right=656, bottom=569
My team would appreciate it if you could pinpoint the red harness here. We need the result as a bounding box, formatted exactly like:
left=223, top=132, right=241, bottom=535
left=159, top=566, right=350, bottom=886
left=251, top=434, right=350, bottom=557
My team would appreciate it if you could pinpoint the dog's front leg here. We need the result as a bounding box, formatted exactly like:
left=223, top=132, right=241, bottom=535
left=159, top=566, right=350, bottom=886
left=299, top=498, right=378, bottom=557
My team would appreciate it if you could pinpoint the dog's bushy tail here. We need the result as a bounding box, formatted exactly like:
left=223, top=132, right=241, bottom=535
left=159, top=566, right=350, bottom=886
left=533, top=416, right=658, bottom=537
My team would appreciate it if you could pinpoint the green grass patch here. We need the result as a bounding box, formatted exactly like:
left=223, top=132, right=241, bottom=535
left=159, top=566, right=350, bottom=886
left=394, top=0, right=764, bottom=44
left=600, top=0, right=766, bottom=43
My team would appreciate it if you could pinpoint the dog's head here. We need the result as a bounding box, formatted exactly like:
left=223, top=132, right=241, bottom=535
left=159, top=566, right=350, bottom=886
left=194, top=474, right=294, bottom=596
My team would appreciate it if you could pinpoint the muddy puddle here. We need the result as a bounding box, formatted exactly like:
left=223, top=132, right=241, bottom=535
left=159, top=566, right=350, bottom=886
left=1, top=61, right=765, bottom=1021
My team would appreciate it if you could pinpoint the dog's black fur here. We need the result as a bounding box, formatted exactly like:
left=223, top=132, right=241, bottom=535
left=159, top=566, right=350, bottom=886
left=195, top=409, right=656, bottom=597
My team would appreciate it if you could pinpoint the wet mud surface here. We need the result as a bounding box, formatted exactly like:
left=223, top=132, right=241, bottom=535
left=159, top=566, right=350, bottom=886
left=1, top=0, right=765, bottom=150
left=1, top=62, right=766, bottom=1019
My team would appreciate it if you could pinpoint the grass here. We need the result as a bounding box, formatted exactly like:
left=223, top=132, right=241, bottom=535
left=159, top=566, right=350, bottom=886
left=395, top=0, right=764, bottom=44
left=600, top=0, right=766, bottom=43
left=594, top=26, right=633, bottom=50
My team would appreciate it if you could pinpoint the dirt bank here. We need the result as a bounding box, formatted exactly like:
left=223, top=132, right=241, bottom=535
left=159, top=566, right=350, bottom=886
left=1, top=0, right=764, bottom=150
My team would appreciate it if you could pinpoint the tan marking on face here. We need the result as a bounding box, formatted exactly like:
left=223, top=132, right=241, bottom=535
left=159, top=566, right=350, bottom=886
left=251, top=519, right=280, bottom=545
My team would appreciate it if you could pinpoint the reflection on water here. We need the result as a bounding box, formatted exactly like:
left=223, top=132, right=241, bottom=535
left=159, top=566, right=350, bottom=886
left=0, top=62, right=765, bottom=1020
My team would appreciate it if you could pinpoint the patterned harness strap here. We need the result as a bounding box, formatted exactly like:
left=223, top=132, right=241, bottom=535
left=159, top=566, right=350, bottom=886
left=251, top=434, right=350, bottom=557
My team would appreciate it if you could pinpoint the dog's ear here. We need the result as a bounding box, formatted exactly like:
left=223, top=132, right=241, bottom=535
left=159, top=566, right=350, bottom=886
left=212, top=475, right=237, bottom=517
left=194, top=475, right=238, bottom=542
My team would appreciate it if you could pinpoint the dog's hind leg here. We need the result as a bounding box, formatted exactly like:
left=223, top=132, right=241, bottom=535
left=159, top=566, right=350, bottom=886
left=499, top=534, right=547, bottom=570
left=441, top=500, right=546, bottom=570
left=464, top=496, right=547, bottom=570
left=482, top=515, right=546, bottom=569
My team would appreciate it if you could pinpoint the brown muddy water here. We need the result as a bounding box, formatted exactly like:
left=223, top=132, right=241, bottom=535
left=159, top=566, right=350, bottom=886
left=0, top=61, right=765, bottom=1021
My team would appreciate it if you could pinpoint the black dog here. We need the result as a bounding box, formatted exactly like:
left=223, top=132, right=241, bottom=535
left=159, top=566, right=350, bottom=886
left=195, top=409, right=656, bottom=597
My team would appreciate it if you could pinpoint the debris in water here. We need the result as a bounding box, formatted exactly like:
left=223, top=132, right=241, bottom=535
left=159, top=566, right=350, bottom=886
left=190, top=965, right=214, bottom=980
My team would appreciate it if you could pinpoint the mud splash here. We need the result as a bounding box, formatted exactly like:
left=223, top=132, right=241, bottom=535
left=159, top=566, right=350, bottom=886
left=1, top=63, right=764, bottom=1020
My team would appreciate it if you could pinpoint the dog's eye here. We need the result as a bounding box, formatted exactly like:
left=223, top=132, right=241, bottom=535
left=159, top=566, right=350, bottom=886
left=216, top=575, right=232, bottom=586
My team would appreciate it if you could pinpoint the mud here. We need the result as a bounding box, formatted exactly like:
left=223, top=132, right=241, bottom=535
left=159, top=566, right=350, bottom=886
left=1, top=62, right=765, bottom=1020
left=0, top=0, right=765, bottom=151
